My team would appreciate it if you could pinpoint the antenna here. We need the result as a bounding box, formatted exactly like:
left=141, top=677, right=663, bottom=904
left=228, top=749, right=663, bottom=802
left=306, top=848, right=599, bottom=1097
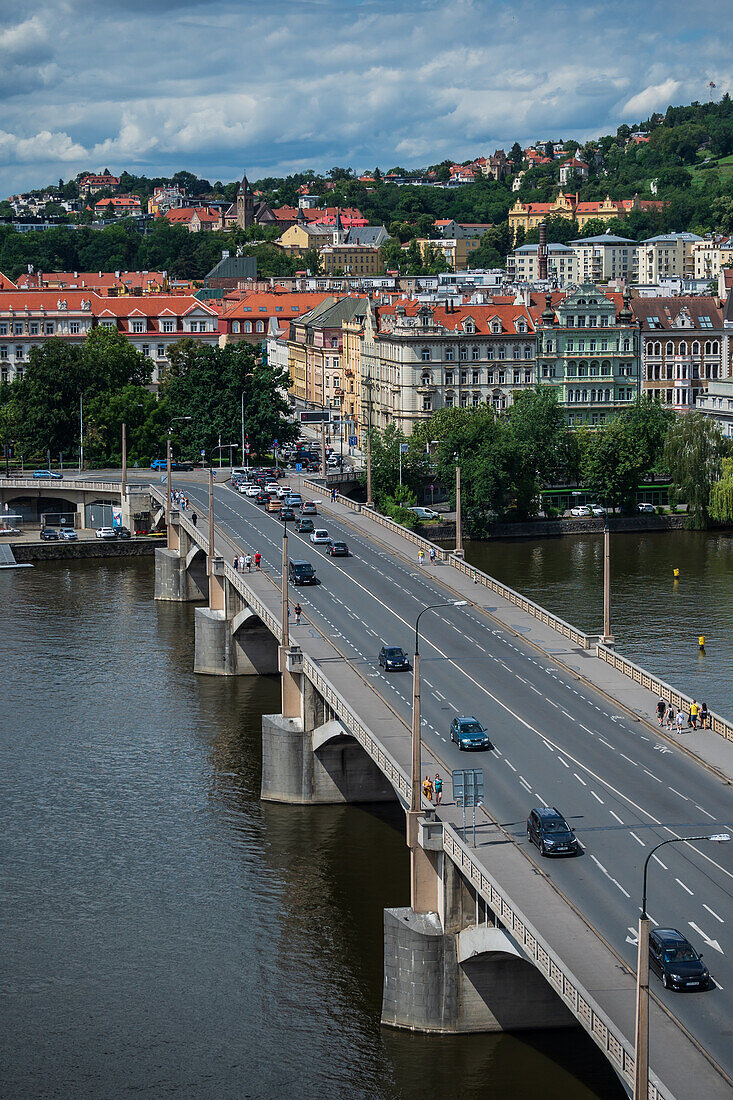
left=709, top=81, right=716, bottom=102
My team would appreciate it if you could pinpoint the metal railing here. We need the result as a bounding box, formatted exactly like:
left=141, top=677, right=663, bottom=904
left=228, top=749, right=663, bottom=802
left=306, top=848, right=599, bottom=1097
left=2, top=478, right=122, bottom=492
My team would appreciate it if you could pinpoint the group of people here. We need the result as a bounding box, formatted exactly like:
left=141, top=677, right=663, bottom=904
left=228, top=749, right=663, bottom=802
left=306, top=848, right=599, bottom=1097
left=656, top=697, right=709, bottom=732
left=232, top=551, right=261, bottom=572
left=171, top=490, right=190, bottom=511
left=422, top=773, right=443, bottom=804
left=330, top=488, right=339, bottom=503
left=417, top=547, right=437, bottom=566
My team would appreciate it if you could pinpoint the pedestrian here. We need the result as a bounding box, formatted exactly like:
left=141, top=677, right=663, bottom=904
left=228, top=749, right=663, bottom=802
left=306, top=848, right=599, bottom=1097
left=418, top=548, right=425, bottom=566
left=254, top=551, right=261, bottom=569
left=233, top=555, right=238, bottom=571
left=245, top=554, right=252, bottom=572
left=690, top=699, right=700, bottom=729
left=700, top=701, right=709, bottom=729
left=656, top=698, right=666, bottom=726
left=191, top=511, right=198, bottom=527
left=422, top=775, right=433, bottom=802
left=666, top=707, right=674, bottom=730
left=676, top=709, right=684, bottom=733
left=429, top=546, right=436, bottom=565
left=239, top=555, right=246, bottom=572
left=434, top=773, right=443, bottom=805
left=294, top=602, right=302, bottom=625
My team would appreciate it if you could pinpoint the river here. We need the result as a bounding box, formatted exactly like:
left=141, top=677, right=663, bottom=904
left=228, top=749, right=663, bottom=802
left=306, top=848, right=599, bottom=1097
left=1, top=558, right=623, bottom=1099
left=464, top=528, right=733, bottom=721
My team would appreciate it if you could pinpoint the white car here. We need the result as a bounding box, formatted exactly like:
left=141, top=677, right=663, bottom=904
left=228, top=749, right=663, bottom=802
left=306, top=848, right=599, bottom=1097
left=589, top=504, right=606, bottom=517
left=410, top=506, right=440, bottom=520
left=277, top=485, right=292, bottom=499
left=310, top=529, right=332, bottom=545
left=265, top=482, right=279, bottom=494
left=95, top=526, right=117, bottom=540
left=245, top=484, right=261, bottom=497
left=570, top=505, right=591, bottom=518
left=637, top=502, right=655, bottom=514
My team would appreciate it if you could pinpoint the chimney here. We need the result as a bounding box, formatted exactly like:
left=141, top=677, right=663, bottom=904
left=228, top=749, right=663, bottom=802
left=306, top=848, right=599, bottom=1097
left=538, top=223, right=548, bottom=281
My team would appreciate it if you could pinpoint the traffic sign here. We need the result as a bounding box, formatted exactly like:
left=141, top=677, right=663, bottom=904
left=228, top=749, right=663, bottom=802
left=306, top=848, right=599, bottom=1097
left=452, top=768, right=484, bottom=845
left=200, top=449, right=205, bottom=456
left=400, top=443, right=409, bottom=453
left=299, top=410, right=331, bottom=424
left=295, top=463, right=303, bottom=472
left=348, top=436, right=358, bottom=447
left=273, top=439, right=278, bottom=448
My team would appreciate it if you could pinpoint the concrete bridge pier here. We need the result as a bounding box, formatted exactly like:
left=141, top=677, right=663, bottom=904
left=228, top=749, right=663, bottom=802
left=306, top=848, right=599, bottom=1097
left=154, top=511, right=207, bottom=602
left=381, top=827, right=576, bottom=1034
left=193, top=559, right=278, bottom=676
left=261, top=670, right=398, bottom=805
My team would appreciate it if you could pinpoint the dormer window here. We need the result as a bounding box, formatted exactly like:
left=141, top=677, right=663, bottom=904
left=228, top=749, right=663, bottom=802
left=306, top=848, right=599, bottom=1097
left=491, top=321, right=501, bottom=334
left=517, top=321, right=526, bottom=334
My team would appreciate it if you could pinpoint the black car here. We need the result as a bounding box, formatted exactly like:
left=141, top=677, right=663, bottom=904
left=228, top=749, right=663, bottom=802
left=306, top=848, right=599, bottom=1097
left=116, top=526, right=132, bottom=539
left=450, top=716, right=492, bottom=751
left=280, top=506, right=296, bottom=522
left=255, top=492, right=269, bottom=505
left=297, top=518, right=315, bottom=534
left=327, top=540, right=349, bottom=556
left=40, top=527, right=59, bottom=541
left=289, top=559, right=317, bottom=586
left=378, top=646, right=410, bottom=671
left=650, top=928, right=710, bottom=991
left=526, top=807, right=579, bottom=856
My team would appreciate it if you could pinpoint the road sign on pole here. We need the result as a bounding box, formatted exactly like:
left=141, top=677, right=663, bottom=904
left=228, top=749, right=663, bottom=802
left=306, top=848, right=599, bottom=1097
left=299, top=410, right=331, bottom=424
left=348, top=435, right=358, bottom=447
left=452, top=769, right=484, bottom=845
left=295, top=462, right=302, bottom=472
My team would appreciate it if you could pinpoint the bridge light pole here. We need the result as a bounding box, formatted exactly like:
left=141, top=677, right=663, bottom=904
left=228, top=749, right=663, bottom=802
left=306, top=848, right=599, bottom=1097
left=207, top=466, right=215, bottom=577
left=364, top=372, right=374, bottom=509
left=601, top=509, right=614, bottom=645
left=409, top=599, right=467, bottom=911
left=454, top=454, right=464, bottom=558
left=280, top=512, right=289, bottom=649
left=633, top=832, right=730, bottom=1100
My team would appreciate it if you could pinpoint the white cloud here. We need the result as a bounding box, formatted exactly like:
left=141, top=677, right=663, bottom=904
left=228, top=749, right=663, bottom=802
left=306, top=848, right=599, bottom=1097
left=621, top=79, right=683, bottom=118
left=0, top=129, right=88, bottom=163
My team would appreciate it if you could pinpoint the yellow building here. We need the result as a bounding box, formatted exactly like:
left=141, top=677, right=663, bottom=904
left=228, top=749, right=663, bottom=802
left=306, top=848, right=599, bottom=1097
left=415, top=237, right=482, bottom=271
left=278, top=223, right=334, bottom=255
left=319, top=244, right=383, bottom=275
left=508, top=190, right=667, bottom=242
left=341, top=316, right=364, bottom=427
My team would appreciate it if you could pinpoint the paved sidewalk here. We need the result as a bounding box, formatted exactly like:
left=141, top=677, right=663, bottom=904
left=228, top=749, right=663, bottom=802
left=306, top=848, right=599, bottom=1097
left=301, top=479, right=733, bottom=783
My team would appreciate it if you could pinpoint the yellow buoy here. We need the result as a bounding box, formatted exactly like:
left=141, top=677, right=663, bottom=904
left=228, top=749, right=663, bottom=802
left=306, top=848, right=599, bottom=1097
left=699, top=635, right=706, bottom=648
left=673, top=568, right=680, bottom=578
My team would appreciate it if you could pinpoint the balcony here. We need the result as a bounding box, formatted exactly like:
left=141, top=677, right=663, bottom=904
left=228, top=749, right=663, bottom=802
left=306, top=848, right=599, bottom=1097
left=417, top=384, right=437, bottom=395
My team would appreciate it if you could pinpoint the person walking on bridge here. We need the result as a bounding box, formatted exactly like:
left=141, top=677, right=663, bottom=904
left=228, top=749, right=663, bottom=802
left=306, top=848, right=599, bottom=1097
left=422, top=775, right=433, bottom=802
left=656, top=698, right=666, bottom=726
left=244, top=554, right=252, bottom=572
left=254, top=551, right=261, bottom=570
left=434, top=773, right=443, bottom=805
left=294, top=602, right=302, bottom=625
left=700, top=701, right=709, bottom=729
left=239, top=555, right=246, bottom=572
left=418, top=548, right=425, bottom=567
left=191, top=511, right=198, bottom=527
left=233, top=555, right=239, bottom=571
left=690, top=699, right=700, bottom=729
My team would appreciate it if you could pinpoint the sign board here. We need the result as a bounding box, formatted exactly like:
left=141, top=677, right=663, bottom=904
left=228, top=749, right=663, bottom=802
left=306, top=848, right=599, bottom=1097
left=200, top=449, right=205, bottom=457
left=348, top=436, right=358, bottom=447
left=295, top=463, right=303, bottom=472
left=452, top=769, right=484, bottom=808
left=400, top=443, right=409, bottom=453
left=299, top=410, right=331, bottom=424
left=273, top=439, right=278, bottom=448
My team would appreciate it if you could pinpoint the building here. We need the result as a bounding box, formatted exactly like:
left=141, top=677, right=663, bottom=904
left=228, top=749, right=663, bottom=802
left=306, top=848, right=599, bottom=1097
left=534, top=284, right=641, bottom=426
left=0, top=292, right=218, bottom=385
left=319, top=244, right=383, bottom=275
left=219, top=290, right=330, bottom=348
left=691, top=236, right=733, bottom=283
left=559, top=158, right=589, bottom=185
left=278, top=223, right=336, bottom=256
left=15, top=270, right=169, bottom=295
left=344, top=225, right=391, bottom=248
left=203, top=253, right=258, bottom=289
left=416, top=237, right=484, bottom=271
left=508, top=191, right=667, bottom=241
left=79, top=171, right=120, bottom=197
left=636, top=233, right=702, bottom=284
left=630, top=296, right=726, bottom=410
left=696, top=379, right=733, bottom=437
left=506, top=243, right=578, bottom=285
left=164, top=206, right=222, bottom=232
left=94, top=195, right=143, bottom=217
left=479, top=150, right=509, bottom=182
left=147, top=186, right=187, bottom=215
left=287, top=296, right=368, bottom=412
left=569, top=233, right=638, bottom=283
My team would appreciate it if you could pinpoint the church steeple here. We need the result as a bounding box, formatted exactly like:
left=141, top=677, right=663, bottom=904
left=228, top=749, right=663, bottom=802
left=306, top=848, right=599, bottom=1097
left=236, top=171, right=255, bottom=228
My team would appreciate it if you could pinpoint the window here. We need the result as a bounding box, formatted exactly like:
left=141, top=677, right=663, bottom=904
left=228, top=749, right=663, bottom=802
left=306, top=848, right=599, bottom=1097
left=69, top=322, right=80, bottom=334
left=472, top=370, right=479, bottom=384
left=666, top=341, right=673, bottom=355
left=692, top=340, right=699, bottom=355
left=472, top=393, right=480, bottom=406
left=487, top=346, right=494, bottom=360
left=459, top=346, right=468, bottom=361
left=524, top=346, right=532, bottom=359
left=445, top=371, right=453, bottom=386
left=157, top=344, right=165, bottom=358
left=142, top=344, right=149, bottom=357
left=421, top=347, right=430, bottom=362
left=679, top=341, right=687, bottom=355
left=15, top=345, right=23, bottom=359
left=622, top=339, right=630, bottom=353
left=699, top=315, right=712, bottom=328
left=244, top=321, right=252, bottom=333
left=498, top=371, right=505, bottom=384
left=29, top=323, right=38, bottom=336
left=0, top=346, right=6, bottom=358
left=491, top=321, right=501, bottom=334
left=259, top=306, right=267, bottom=312
left=513, top=370, right=520, bottom=384
left=13, top=323, right=23, bottom=335
left=599, top=315, right=608, bottom=327
left=422, top=396, right=432, bottom=411
left=524, top=370, right=531, bottom=384
left=446, top=347, right=455, bottom=361
left=256, top=321, right=264, bottom=333
left=421, top=374, right=431, bottom=387
left=498, top=347, right=506, bottom=360
left=0, top=324, right=6, bottom=335
left=460, top=371, right=467, bottom=385
left=162, top=319, right=175, bottom=333
left=472, top=346, right=479, bottom=361
left=131, top=320, right=145, bottom=333
left=513, top=346, right=521, bottom=360
left=232, top=321, right=240, bottom=333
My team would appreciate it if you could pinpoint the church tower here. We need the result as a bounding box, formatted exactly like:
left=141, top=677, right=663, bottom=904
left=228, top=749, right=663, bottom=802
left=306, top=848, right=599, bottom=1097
left=236, top=172, right=255, bottom=229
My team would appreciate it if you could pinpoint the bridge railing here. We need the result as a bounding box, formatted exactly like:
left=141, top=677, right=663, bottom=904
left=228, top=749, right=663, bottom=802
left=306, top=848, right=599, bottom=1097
left=3, top=478, right=123, bottom=492
left=597, top=643, right=733, bottom=744
left=301, top=477, right=363, bottom=513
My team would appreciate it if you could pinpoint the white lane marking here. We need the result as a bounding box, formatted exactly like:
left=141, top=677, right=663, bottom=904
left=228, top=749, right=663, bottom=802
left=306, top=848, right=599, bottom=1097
left=504, top=760, right=517, bottom=773
left=591, top=854, right=607, bottom=874
left=688, top=921, right=724, bottom=954
left=618, top=752, right=638, bottom=767
left=573, top=773, right=587, bottom=786
left=435, top=691, right=445, bottom=701
left=668, top=786, right=688, bottom=801
left=530, top=685, right=542, bottom=696
left=591, top=791, right=605, bottom=804
left=629, top=832, right=645, bottom=847
left=696, top=804, right=715, bottom=820
left=643, top=769, right=662, bottom=783
left=591, top=855, right=630, bottom=897
left=547, top=699, right=559, bottom=708
left=653, top=854, right=668, bottom=870
left=580, top=724, right=595, bottom=735
left=558, top=757, right=570, bottom=768
left=609, top=810, right=624, bottom=824
left=520, top=777, right=532, bottom=792
left=676, top=878, right=694, bottom=896
left=703, top=904, right=724, bottom=924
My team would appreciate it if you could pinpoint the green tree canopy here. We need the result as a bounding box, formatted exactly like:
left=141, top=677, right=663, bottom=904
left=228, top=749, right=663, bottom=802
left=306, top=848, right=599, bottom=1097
left=664, top=412, right=728, bottom=527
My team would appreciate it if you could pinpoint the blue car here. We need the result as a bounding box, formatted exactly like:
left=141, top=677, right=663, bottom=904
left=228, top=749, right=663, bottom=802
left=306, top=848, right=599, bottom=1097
left=450, top=716, right=492, bottom=751
left=33, top=469, right=63, bottom=479
left=150, top=459, right=167, bottom=470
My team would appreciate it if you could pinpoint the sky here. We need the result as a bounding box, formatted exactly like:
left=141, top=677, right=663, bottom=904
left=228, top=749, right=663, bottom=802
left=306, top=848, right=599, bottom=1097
left=0, top=0, right=730, bottom=197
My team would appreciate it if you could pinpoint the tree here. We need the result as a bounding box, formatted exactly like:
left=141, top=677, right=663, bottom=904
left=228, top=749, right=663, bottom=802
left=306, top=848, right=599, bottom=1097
left=709, top=456, right=733, bottom=523
left=507, top=386, right=578, bottom=486
left=510, top=142, right=523, bottom=168
left=581, top=417, right=645, bottom=512
left=10, top=341, right=87, bottom=457
left=664, top=412, right=727, bottom=527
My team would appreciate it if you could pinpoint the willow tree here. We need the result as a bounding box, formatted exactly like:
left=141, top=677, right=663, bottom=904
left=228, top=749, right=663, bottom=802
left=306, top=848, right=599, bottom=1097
left=710, top=457, right=733, bottom=523
left=664, top=413, right=728, bottom=528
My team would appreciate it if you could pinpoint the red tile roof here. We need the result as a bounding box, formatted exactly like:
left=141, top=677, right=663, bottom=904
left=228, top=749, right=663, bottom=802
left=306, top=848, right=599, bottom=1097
left=376, top=301, right=535, bottom=335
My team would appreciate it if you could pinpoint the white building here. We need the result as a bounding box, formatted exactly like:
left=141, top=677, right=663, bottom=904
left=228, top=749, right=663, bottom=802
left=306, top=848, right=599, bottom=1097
left=691, top=236, right=733, bottom=283
left=697, top=380, right=733, bottom=437
left=637, top=232, right=702, bottom=285
left=569, top=233, right=637, bottom=283
left=506, top=243, right=578, bottom=286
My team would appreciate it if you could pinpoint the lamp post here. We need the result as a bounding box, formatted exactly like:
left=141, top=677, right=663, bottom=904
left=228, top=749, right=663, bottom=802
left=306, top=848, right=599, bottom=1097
left=121, top=421, right=127, bottom=500
left=633, top=832, right=730, bottom=1100
left=408, top=600, right=467, bottom=910
left=281, top=512, right=289, bottom=648
left=601, top=510, right=614, bottom=645
left=364, top=372, right=374, bottom=508
left=167, top=416, right=192, bottom=534
left=79, top=394, right=84, bottom=473
left=454, top=455, right=464, bottom=558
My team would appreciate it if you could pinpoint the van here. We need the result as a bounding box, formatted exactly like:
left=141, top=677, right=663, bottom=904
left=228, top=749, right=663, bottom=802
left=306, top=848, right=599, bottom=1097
left=289, top=560, right=317, bottom=585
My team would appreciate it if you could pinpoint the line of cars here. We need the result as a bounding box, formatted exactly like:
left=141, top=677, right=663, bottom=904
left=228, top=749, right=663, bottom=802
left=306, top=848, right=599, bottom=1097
left=569, top=503, right=657, bottom=517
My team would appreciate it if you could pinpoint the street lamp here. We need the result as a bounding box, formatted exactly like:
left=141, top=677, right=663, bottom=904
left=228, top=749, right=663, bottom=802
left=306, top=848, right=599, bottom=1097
left=453, top=452, right=464, bottom=558
left=280, top=510, right=289, bottom=649
left=363, top=372, right=374, bottom=508
left=408, top=599, right=467, bottom=910
left=633, top=832, right=730, bottom=1100
left=167, top=416, right=192, bottom=530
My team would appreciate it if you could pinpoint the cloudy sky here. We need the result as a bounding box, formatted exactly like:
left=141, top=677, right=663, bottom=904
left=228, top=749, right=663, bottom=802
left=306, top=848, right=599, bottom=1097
left=0, top=0, right=729, bottom=196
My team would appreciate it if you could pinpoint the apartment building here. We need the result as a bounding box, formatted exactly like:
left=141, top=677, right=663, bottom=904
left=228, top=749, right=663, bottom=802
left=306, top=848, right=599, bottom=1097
left=219, top=290, right=330, bottom=347
left=691, top=237, right=733, bottom=282
left=319, top=244, right=383, bottom=275
left=636, top=233, right=702, bottom=284
left=287, top=296, right=369, bottom=411
left=506, top=243, right=578, bottom=284
left=630, top=296, right=727, bottom=410
left=509, top=191, right=666, bottom=241
left=569, top=234, right=637, bottom=283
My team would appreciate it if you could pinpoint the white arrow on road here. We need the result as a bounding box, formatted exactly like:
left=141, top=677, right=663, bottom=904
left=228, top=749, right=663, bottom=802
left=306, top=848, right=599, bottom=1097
left=626, top=926, right=638, bottom=946
left=689, top=921, right=724, bottom=954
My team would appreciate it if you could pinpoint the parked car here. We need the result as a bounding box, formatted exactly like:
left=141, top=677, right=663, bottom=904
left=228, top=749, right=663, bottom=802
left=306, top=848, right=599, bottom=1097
left=327, top=540, right=350, bottom=557
left=297, top=518, right=315, bottom=534
left=33, top=469, right=63, bottom=479
left=150, top=459, right=167, bottom=470
left=301, top=501, right=317, bottom=516
left=450, top=716, right=492, bottom=751
left=280, top=506, right=296, bottom=522
left=40, top=527, right=60, bottom=540
left=410, top=506, right=440, bottom=520
left=526, top=807, right=579, bottom=856
left=570, top=505, right=591, bottom=518
left=378, top=645, right=410, bottom=671
left=589, top=504, right=606, bottom=517
left=95, top=527, right=117, bottom=540
left=637, top=502, right=656, bottom=514
left=310, top=529, right=332, bottom=545
left=116, top=527, right=132, bottom=539
left=649, top=928, right=710, bottom=991
left=59, top=527, right=78, bottom=540
left=288, top=559, right=317, bottom=586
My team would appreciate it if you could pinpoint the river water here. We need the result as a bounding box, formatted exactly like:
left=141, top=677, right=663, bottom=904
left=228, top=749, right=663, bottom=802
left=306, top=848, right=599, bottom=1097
left=1, top=558, right=623, bottom=1099
left=465, top=529, right=733, bottom=722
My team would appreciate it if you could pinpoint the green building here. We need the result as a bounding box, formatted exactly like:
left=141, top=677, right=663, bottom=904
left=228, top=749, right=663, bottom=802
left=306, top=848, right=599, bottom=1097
left=536, top=283, right=640, bottom=426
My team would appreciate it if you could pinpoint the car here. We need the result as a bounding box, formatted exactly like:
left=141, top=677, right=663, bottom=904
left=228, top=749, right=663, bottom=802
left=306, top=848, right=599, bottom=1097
left=171, top=461, right=193, bottom=472
left=570, top=505, right=591, bottom=517
left=410, top=506, right=440, bottom=520
left=288, top=559, right=317, bottom=586
left=378, top=645, right=410, bottom=671
left=245, top=484, right=261, bottom=497
left=301, top=501, right=317, bottom=516
left=265, top=482, right=279, bottom=495
left=297, top=518, right=315, bottom=534
left=266, top=497, right=281, bottom=513
left=526, top=807, right=579, bottom=856
left=33, top=469, right=63, bottom=479
left=95, top=526, right=117, bottom=540
left=589, top=504, right=606, bottom=517
left=310, top=529, right=332, bottom=545
left=637, top=502, right=656, bottom=514
left=255, top=492, right=269, bottom=506
left=450, top=716, right=492, bottom=750
left=276, top=485, right=293, bottom=499
left=40, top=527, right=60, bottom=540
left=116, top=526, right=132, bottom=539
left=327, top=540, right=350, bottom=556
left=285, top=493, right=303, bottom=508
left=150, top=458, right=167, bottom=470
left=280, top=506, right=296, bottom=522
left=59, top=527, right=78, bottom=540
left=649, top=928, right=710, bottom=991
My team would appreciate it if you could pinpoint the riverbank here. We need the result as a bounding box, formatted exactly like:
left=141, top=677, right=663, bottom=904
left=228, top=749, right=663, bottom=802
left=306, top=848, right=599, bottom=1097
left=10, top=536, right=159, bottom=563
left=419, top=514, right=693, bottom=540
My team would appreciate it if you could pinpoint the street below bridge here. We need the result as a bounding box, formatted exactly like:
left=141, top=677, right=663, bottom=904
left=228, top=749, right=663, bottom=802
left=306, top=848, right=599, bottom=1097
left=177, top=474, right=733, bottom=1089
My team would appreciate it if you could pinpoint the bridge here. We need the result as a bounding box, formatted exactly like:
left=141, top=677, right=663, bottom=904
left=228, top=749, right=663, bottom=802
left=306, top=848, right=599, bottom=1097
left=16, top=473, right=733, bottom=1099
